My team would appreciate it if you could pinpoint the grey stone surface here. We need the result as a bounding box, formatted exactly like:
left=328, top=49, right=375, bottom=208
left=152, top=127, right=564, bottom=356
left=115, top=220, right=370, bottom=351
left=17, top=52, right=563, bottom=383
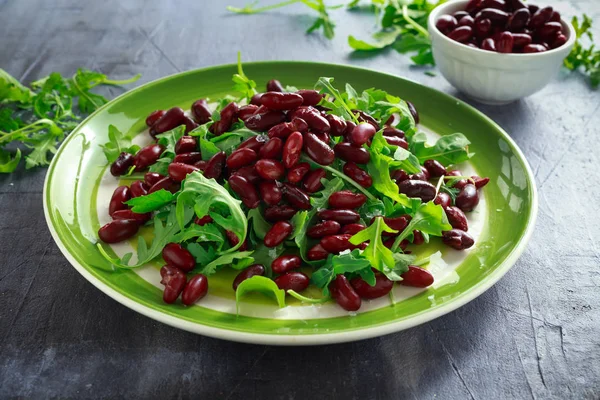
left=0, top=0, right=599, bottom=398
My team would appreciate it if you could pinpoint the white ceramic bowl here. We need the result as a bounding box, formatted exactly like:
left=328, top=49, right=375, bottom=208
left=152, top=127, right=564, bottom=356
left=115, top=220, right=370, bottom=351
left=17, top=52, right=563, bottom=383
left=428, top=0, right=575, bottom=105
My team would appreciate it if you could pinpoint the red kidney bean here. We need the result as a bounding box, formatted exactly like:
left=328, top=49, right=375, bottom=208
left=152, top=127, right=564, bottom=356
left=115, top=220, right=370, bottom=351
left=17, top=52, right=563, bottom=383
left=459, top=15, right=475, bottom=28
left=320, top=234, right=356, bottom=253
left=134, top=144, right=164, bottom=171
left=523, top=43, right=547, bottom=53
left=148, top=176, right=180, bottom=194
left=259, top=181, right=282, bottom=206
left=264, top=205, right=297, bottom=222
left=238, top=104, right=259, bottom=121
left=446, top=169, right=462, bottom=177
left=551, top=33, right=567, bottom=49
left=445, top=206, right=469, bottom=231
left=455, top=184, right=479, bottom=211
left=343, top=162, right=373, bottom=188
left=181, top=274, right=208, bottom=305
left=271, top=255, right=302, bottom=274
left=250, top=93, right=263, bottom=106
left=191, top=99, right=212, bottom=124
left=453, top=11, right=469, bottom=20
left=109, top=186, right=131, bottom=216
left=442, top=229, right=475, bottom=250
left=351, top=273, right=393, bottom=299
left=258, top=137, right=283, bottom=159
left=436, top=15, right=458, bottom=34
left=230, top=166, right=258, bottom=186
left=307, top=220, right=341, bottom=239
left=383, top=126, right=405, bottom=138
left=383, top=135, right=409, bottom=149
left=267, top=121, right=295, bottom=139
left=391, top=169, right=409, bottom=183
left=195, top=215, right=213, bottom=226
left=226, top=148, right=257, bottom=170
left=398, top=180, right=436, bottom=202
left=448, top=26, right=473, bottom=43
left=290, top=107, right=330, bottom=134
left=173, top=152, right=202, bottom=165
left=466, top=43, right=479, bottom=49
left=480, top=38, right=496, bottom=51
left=150, top=107, right=185, bottom=137
left=239, top=135, right=267, bottom=153
left=334, top=142, right=370, bottom=164
left=203, top=151, right=226, bottom=179
left=110, top=152, right=134, bottom=176
left=435, top=192, right=452, bottom=208
left=475, top=8, right=509, bottom=23
left=313, top=131, right=331, bottom=145
left=282, top=131, right=303, bottom=168
left=474, top=17, right=492, bottom=37
left=528, top=4, right=539, bottom=14
left=529, top=6, right=552, bottom=29
left=329, top=190, right=367, bottom=209
left=453, top=179, right=468, bottom=190
left=466, top=0, right=483, bottom=14
left=290, top=117, right=308, bottom=134
left=255, top=159, right=285, bottom=180
left=264, top=221, right=293, bottom=247
left=384, top=237, right=408, bottom=250
left=245, top=107, right=286, bottom=131
left=168, top=162, right=199, bottom=182
left=384, top=215, right=410, bottom=232
left=146, top=110, right=166, bottom=127
left=330, top=275, right=361, bottom=311
left=549, top=10, right=560, bottom=22
left=410, top=166, right=430, bottom=182
left=537, top=21, right=562, bottom=42
left=354, top=110, right=380, bottom=130
left=343, top=120, right=357, bottom=138
left=274, top=271, right=309, bottom=292
left=183, top=117, right=198, bottom=133
left=317, top=209, right=359, bottom=224
left=162, top=242, right=196, bottom=272
left=144, top=172, right=164, bottom=187
left=305, top=244, right=327, bottom=261
left=282, top=183, right=311, bottom=210
left=471, top=175, right=490, bottom=188
left=513, top=33, right=532, bottom=48
left=349, top=123, right=376, bottom=146
left=287, top=162, right=311, bottom=184
left=225, top=230, right=248, bottom=251
left=260, top=91, right=304, bottom=110
left=228, top=174, right=260, bottom=208
left=130, top=180, right=149, bottom=198
left=232, top=264, right=265, bottom=290
left=213, top=102, right=239, bottom=136
left=296, top=89, right=324, bottom=106
left=423, top=160, right=447, bottom=178
left=340, top=223, right=365, bottom=235
left=304, top=133, right=335, bottom=165
left=160, top=265, right=186, bottom=304
left=482, top=0, right=506, bottom=10
left=325, top=114, right=347, bottom=137
left=496, top=31, right=514, bottom=53
left=266, top=79, right=284, bottom=92
left=400, top=266, right=434, bottom=287
left=112, top=209, right=151, bottom=224
left=98, top=219, right=139, bottom=243
left=175, top=136, right=198, bottom=154
left=412, top=230, right=425, bottom=245
left=506, top=8, right=530, bottom=31
left=506, top=0, right=526, bottom=11
left=302, top=168, right=326, bottom=193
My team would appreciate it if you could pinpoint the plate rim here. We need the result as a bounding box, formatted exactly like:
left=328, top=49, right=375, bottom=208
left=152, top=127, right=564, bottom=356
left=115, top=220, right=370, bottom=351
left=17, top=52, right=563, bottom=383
left=43, top=60, right=539, bottom=345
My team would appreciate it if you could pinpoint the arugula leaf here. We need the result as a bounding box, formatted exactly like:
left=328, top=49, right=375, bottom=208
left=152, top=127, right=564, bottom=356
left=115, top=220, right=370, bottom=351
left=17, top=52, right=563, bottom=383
left=69, top=68, right=141, bottom=113
left=147, top=125, right=186, bottom=175
left=200, top=251, right=255, bottom=275
left=0, top=69, right=34, bottom=104
left=348, top=27, right=401, bottom=51
left=232, top=52, right=257, bottom=101
left=248, top=208, right=272, bottom=240
left=311, top=249, right=374, bottom=295
left=100, top=124, right=139, bottom=163
left=173, top=222, right=225, bottom=250
left=287, top=290, right=330, bottom=303
left=211, top=128, right=257, bottom=154
left=125, top=189, right=175, bottom=213
left=0, top=148, right=21, bottom=173
left=349, top=216, right=397, bottom=271
left=187, top=243, right=218, bottom=266
left=391, top=201, right=451, bottom=252
left=564, top=15, right=600, bottom=88
left=410, top=132, right=473, bottom=165
left=235, top=275, right=286, bottom=311
left=314, top=77, right=359, bottom=123
left=382, top=252, right=416, bottom=281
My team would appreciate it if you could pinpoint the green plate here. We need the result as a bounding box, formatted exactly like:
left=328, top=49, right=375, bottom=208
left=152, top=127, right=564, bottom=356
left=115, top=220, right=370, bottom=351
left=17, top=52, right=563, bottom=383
left=43, top=61, right=537, bottom=345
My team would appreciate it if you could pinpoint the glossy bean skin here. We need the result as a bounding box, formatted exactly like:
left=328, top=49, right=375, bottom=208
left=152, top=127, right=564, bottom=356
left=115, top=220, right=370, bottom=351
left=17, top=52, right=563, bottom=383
left=354, top=110, right=380, bottom=130
left=259, top=181, right=282, bottom=206
left=307, top=244, right=329, bottom=261
left=455, top=184, right=479, bottom=211
left=168, top=163, right=199, bottom=182
left=250, top=93, right=263, bottom=106
left=307, top=220, right=341, bottom=239
left=424, top=159, right=447, bottom=178
left=150, top=107, right=185, bottom=137
left=260, top=91, right=304, bottom=110
left=523, top=43, right=547, bottom=53
left=435, top=192, right=453, bottom=208
left=291, top=117, right=308, bottom=133
left=271, top=255, right=302, bottom=274
left=239, top=135, right=267, bottom=153
left=552, top=33, right=567, bottom=49
left=268, top=122, right=295, bottom=139
left=512, top=33, right=532, bottom=48
left=191, top=99, right=212, bottom=124
left=227, top=148, right=257, bottom=170
left=110, top=152, right=134, bottom=176
left=302, top=168, right=326, bottom=193
left=232, top=165, right=260, bottom=185
left=144, top=172, right=164, bottom=187
left=182, top=274, right=208, bottom=305
left=296, top=89, right=324, bottom=106
left=445, top=206, right=469, bottom=231
left=162, top=242, right=196, bottom=272
left=213, top=102, right=239, bottom=136
left=290, top=107, right=330, bottom=134
left=109, top=186, right=131, bottom=216
left=228, top=174, right=260, bottom=208
left=383, top=135, right=408, bottom=149
left=266, top=79, right=284, bottom=92
left=340, top=223, right=365, bottom=235
left=412, top=230, right=425, bottom=245
left=232, top=264, right=265, bottom=290
left=326, top=114, right=347, bottom=136
left=343, top=162, right=373, bottom=188
left=474, top=17, right=492, bottom=37
left=264, top=205, right=297, bottom=222
left=173, top=152, right=203, bottom=165
left=411, top=166, right=431, bottom=181
left=400, top=266, right=434, bottom=287
left=264, top=221, right=293, bottom=247
left=183, top=117, right=199, bottom=133
left=453, top=11, right=470, bottom=19
left=398, top=180, right=437, bottom=202
left=194, top=215, right=213, bottom=226
left=146, top=110, right=166, bottom=127
left=148, top=176, right=180, bottom=194
left=313, top=131, right=331, bottom=145
left=225, top=230, right=248, bottom=251
left=255, top=159, right=285, bottom=180
left=317, top=209, right=360, bottom=224
left=481, top=37, right=497, bottom=51
left=471, top=175, right=490, bottom=188
left=203, top=151, right=226, bottom=179
left=304, top=133, right=335, bottom=165
left=383, top=126, right=405, bottom=138
left=130, top=180, right=149, bottom=198
left=436, top=15, right=458, bottom=34
left=134, top=144, right=164, bottom=171
left=349, top=123, right=376, bottom=146
left=245, top=107, right=286, bottom=131
left=448, top=25, right=473, bottom=42
left=329, top=275, right=361, bottom=311
left=466, top=0, right=483, bottom=14
left=459, top=15, right=475, bottom=27
left=286, top=162, right=311, bottom=184
left=320, top=234, right=356, bottom=253
left=111, top=209, right=151, bottom=224
left=351, top=273, right=394, bottom=299
left=529, top=6, right=552, bottom=29
left=391, top=169, right=409, bottom=183
left=282, top=131, right=304, bottom=168
left=334, top=142, right=370, bottom=164
left=238, top=104, right=259, bottom=121
left=274, top=271, right=310, bottom=292
left=497, top=31, right=514, bottom=53
left=259, top=137, right=283, bottom=159
left=98, top=219, right=140, bottom=243
left=384, top=216, right=410, bottom=232
left=160, top=265, right=187, bottom=304
left=475, top=8, right=509, bottom=23
left=283, top=183, right=311, bottom=210
left=329, top=190, right=367, bottom=209
left=442, top=229, right=475, bottom=250
left=175, top=136, right=198, bottom=154
left=507, top=7, right=530, bottom=31
left=537, top=21, right=562, bottom=42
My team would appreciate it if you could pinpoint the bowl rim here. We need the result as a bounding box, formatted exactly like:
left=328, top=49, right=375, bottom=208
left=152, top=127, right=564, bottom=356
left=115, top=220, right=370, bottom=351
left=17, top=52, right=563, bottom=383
left=428, top=0, right=576, bottom=58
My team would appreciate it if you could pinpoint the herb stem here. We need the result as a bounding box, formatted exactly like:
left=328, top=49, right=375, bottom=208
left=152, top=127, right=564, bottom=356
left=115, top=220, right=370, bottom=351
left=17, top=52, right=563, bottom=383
left=287, top=290, right=330, bottom=304
left=322, top=164, right=376, bottom=200
left=102, top=74, right=142, bottom=86
left=402, top=5, right=429, bottom=38
left=227, top=0, right=300, bottom=14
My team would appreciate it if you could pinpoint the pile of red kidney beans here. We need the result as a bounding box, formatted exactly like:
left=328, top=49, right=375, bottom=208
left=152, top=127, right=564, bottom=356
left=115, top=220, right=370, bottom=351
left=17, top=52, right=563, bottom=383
left=98, top=78, right=488, bottom=310
left=436, top=0, right=567, bottom=53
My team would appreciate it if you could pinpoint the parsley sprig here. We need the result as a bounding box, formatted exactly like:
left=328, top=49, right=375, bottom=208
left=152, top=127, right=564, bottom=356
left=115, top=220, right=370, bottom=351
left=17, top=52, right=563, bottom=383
left=564, top=15, right=600, bottom=88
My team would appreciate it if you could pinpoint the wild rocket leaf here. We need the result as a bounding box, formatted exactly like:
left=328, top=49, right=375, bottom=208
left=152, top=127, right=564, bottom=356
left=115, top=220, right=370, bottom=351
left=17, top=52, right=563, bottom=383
left=0, top=148, right=21, bottom=173
left=125, top=189, right=176, bottom=213
left=311, top=249, right=375, bottom=296
left=410, top=132, right=473, bottom=165
left=100, top=124, right=140, bottom=163
left=235, top=275, right=286, bottom=311
left=391, top=201, right=451, bottom=252
left=349, top=216, right=398, bottom=271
